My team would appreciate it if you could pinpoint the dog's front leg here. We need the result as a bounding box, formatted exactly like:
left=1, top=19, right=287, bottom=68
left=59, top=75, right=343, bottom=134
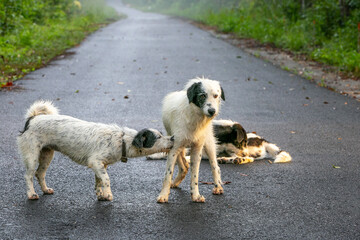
left=204, top=139, right=224, bottom=195
left=94, top=165, right=109, bottom=198
left=95, top=174, right=103, bottom=198
left=90, top=161, right=112, bottom=201
left=190, top=143, right=206, bottom=203
left=157, top=147, right=180, bottom=203
left=217, top=156, right=254, bottom=164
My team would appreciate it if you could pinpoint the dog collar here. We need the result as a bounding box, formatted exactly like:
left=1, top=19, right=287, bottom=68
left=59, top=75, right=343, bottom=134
left=121, top=141, right=127, bottom=163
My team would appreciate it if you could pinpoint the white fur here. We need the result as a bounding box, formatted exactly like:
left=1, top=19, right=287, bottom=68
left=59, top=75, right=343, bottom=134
left=157, top=77, right=224, bottom=203
left=18, top=100, right=174, bottom=201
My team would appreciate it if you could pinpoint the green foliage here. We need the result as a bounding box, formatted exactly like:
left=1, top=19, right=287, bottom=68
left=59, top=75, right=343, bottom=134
left=0, top=0, right=120, bottom=84
left=124, top=0, right=360, bottom=77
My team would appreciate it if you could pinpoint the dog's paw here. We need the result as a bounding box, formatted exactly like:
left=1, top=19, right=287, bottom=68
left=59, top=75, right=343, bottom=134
left=170, top=182, right=180, bottom=188
left=273, top=151, right=292, bottom=163
left=97, top=193, right=113, bottom=201
left=217, top=157, right=227, bottom=164
left=157, top=195, right=169, bottom=203
left=212, top=186, right=224, bottom=195
left=233, top=157, right=254, bottom=164
left=43, top=188, right=54, bottom=195
left=192, top=195, right=205, bottom=203
left=28, top=193, right=39, bottom=200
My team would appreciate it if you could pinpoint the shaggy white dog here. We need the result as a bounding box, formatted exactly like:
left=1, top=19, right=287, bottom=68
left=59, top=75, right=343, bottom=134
left=157, top=78, right=225, bottom=203
left=17, top=100, right=174, bottom=201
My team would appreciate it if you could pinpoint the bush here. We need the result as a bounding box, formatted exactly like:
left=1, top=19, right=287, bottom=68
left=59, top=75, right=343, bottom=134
left=124, top=0, right=360, bottom=77
left=0, top=0, right=120, bottom=84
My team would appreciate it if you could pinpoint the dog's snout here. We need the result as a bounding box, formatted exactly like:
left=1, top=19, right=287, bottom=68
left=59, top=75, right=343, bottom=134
left=208, top=108, right=216, bottom=117
left=170, top=136, right=175, bottom=141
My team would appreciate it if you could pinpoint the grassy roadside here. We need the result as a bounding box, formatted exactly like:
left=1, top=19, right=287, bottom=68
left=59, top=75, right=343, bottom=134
left=124, top=0, right=360, bottom=78
left=0, top=0, right=122, bottom=87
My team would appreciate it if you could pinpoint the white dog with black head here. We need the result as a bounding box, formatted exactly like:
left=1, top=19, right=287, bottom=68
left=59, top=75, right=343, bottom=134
left=157, top=77, right=225, bottom=203
left=17, top=100, right=174, bottom=201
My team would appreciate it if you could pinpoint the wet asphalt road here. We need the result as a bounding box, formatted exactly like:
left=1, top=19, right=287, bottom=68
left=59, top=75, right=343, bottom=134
left=1, top=1, right=359, bottom=239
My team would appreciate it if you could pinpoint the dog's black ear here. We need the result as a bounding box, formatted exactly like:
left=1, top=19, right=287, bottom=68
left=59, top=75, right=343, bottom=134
left=132, top=129, right=157, bottom=149
left=232, top=123, right=247, bottom=149
left=220, top=86, right=225, bottom=101
left=187, top=82, right=202, bottom=103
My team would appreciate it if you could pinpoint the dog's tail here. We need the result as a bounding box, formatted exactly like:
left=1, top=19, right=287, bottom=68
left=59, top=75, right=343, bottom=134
left=25, top=100, right=59, bottom=119
left=264, top=142, right=292, bottom=163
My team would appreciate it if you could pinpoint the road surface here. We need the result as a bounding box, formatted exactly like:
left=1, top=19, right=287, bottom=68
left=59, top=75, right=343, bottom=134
left=0, top=0, right=359, bottom=239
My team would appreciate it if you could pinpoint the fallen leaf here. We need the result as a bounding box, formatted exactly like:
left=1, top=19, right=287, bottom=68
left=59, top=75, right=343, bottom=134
left=236, top=56, right=242, bottom=59
left=124, top=95, right=129, bottom=99
left=290, top=131, right=296, bottom=134
left=199, top=181, right=231, bottom=185
left=75, top=90, right=79, bottom=93
left=199, top=181, right=213, bottom=185
left=323, top=101, right=329, bottom=104
left=332, top=165, right=341, bottom=169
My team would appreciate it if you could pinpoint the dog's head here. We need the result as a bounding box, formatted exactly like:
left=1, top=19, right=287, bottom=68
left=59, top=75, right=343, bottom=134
left=214, top=121, right=247, bottom=150
left=132, top=128, right=174, bottom=155
left=186, top=78, right=225, bottom=118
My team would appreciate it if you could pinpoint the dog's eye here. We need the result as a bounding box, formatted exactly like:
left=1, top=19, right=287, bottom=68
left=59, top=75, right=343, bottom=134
left=198, top=94, right=206, bottom=101
left=214, top=94, right=218, bottom=99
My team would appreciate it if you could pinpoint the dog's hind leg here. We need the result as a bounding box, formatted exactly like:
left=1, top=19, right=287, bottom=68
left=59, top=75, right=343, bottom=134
left=23, top=152, right=40, bottom=200
left=35, top=148, right=55, bottom=195
left=204, top=140, right=224, bottom=195
left=90, top=160, right=113, bottom=201
left=171, top=148, right=188, bottom=188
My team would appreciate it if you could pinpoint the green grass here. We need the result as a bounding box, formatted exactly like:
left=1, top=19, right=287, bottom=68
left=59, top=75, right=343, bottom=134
left=124, top=0, right=360, bottom=77
left=0, top=0, right=122, bottom=85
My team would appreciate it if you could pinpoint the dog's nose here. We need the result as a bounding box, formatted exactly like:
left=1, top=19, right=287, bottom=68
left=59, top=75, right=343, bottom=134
left=170, top=136, right=175, bottom=141
left=208, top=108, right=216, bottom=117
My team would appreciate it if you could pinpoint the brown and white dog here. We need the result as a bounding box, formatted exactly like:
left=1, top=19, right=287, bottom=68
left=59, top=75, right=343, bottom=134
left=17, top=100, right=174, bottom=201
left=212, top=119, right=292, bottom=164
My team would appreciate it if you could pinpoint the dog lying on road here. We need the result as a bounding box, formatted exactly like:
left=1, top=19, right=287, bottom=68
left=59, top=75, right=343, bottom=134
left=17, top=100, right=174, bottom=201
left=149, top=119, right=292, bottom=164
left=157, top=77, right=225, bottom=203
left=213, top=119, right=292, bottom=164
